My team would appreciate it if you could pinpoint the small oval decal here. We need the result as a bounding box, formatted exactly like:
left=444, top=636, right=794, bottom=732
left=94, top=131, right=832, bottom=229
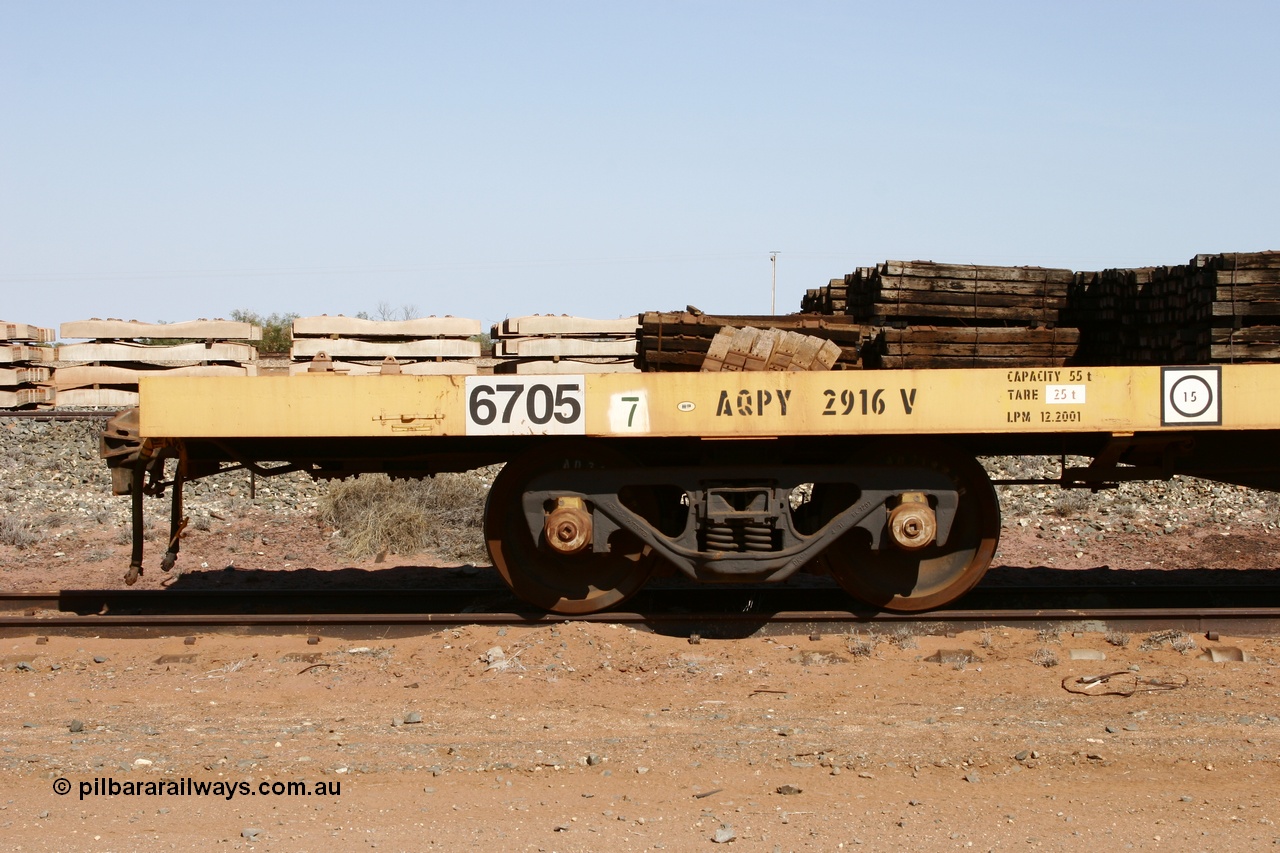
left=677, top=401, right=695, bottom=413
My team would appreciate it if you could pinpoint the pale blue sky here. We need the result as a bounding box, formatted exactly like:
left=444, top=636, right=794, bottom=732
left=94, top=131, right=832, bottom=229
left=3, top=2, right=1277, bottom=334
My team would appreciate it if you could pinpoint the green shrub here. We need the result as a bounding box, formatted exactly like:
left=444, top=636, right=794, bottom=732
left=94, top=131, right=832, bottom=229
left=229, top=309, right=297, bottom=354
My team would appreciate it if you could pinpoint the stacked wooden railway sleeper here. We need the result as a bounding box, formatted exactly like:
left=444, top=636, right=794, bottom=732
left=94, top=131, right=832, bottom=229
left=1070, top=251, right=1280, bottom=365
left=55, top=319, right=260, bottom=407
left=638, top=312, right=866, bottom=371
left=1205, top=251, right=1280, bottom=363
left=490, top=316, right=640, bottom=374
left=0, top=321, right=56, bottom=409
left=799, top=251, right=1279, bottom=368
left=289, top=316, right=481, bottom=375
left=833, top=261, right=1079, bottom=369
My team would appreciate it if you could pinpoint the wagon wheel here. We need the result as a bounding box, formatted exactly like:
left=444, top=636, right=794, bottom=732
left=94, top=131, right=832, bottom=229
left=820, top=441, right=1000, bottom=611
left=484, top=443, right=659, bottom=614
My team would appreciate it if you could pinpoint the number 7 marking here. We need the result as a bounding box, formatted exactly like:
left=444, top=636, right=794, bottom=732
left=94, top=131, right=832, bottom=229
left=621, top=396, right=639, bottom=428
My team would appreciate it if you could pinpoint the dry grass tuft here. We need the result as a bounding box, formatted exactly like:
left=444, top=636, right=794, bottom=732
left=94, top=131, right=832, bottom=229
left=1035, top=628, right=1061, bottom=645
left=1030, top=647, right=1060, bottom=668
left=318, top=471, right=492, bottom=564
left=1105, top=630, right=1131, bottom=647
left=0, top=514, right=43, bottom=549
left=846, top=634, right=877, bottom=657
left=889, top=627, right=918, bottom=650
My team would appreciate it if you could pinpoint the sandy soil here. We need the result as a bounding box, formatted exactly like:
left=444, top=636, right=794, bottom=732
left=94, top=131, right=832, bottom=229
left=1, top=481, right=1279, bottom=850
left=1, top=615, right=1278, bottom=851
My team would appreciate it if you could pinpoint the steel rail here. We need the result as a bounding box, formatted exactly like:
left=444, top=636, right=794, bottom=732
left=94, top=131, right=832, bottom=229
left=0, top=609, right=1275, bottom=640
left=2, top=584, right=1278, bottom=613
left=1, top=587, right=1278, bottom=638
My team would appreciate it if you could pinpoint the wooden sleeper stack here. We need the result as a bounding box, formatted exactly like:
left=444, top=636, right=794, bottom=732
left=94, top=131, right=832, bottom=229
left=801, top=260, right=1079, bottom=369
left=865, top=326, right=1080, bottom=369
left=1201, top=251, right=1280, bottom=363
left=1068, top=252, right=1280, bottom=365
left=639, top=312, right=867, bottom=371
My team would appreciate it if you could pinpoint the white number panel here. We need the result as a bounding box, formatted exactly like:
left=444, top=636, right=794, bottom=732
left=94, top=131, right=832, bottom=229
left=1161, top=367, right=1221, bottom=426
left=464, top=377, right=586, bottom=435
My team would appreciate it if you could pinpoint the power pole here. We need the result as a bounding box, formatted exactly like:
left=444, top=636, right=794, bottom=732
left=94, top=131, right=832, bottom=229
left=770, top=251, right=780, bottom=315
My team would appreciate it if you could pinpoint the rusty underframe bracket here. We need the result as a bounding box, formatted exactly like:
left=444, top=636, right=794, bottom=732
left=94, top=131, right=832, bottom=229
left=102, top=409, right=187, bottom=585
left=102, top=410, right=315, bottom=585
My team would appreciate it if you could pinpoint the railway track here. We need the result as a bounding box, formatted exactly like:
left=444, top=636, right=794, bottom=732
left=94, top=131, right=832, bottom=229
left=2, top=585, right=1278, bottom=639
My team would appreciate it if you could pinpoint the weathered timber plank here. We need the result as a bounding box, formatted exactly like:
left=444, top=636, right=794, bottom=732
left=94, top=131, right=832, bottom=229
left=1208, top=270, right=1280, bottom=286
left=878, top=327, right=1080, bottom=344
left=642, top=321, right=866, bottom=345
left=495, top=315, right=639, bottom=337
left=58, top=342, right=258, bottom=363
left=60, top=319, right=262, bottom=340
left=1212, top=285, right=1280, bottom=300
left=1211, top=302, right=1280, bottom=317
left=643, top=335, right=713, bottom=354
left=869, top=304, right=1062, bottom=321
left=881, top=261, right=1074, bottom=283
left=1202, top=252, right=1280, bottom=270
left=875, top=355, right=1069, bottom=369
left=290, top=339, right=480, bottom=359
left=292, top=315, right=482, bottom=338
left=869, top=277, right=1071, bottom=298
left=1211, top=327, right=1280, bottom=343
left=880, top=343, right=1078, bottom=357
left=1210, top=343, right=1280, bottom=360
left=640, top=349, right=705, bottom=367
left=867, top=289, right=1068, bottom=309
left=641, top=312, right=868, bottom=335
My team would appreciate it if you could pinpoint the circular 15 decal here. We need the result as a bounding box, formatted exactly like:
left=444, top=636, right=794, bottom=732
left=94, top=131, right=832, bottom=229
left=1161, top=366, right=1221, bottom=426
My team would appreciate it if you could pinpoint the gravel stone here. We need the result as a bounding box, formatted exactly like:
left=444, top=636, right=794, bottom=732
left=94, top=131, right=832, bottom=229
left=712, top=824, right=736, bottom=843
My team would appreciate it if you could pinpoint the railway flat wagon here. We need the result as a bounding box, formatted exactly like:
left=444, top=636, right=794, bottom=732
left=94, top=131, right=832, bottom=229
left=102, top=365, right=1280, bottom=614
